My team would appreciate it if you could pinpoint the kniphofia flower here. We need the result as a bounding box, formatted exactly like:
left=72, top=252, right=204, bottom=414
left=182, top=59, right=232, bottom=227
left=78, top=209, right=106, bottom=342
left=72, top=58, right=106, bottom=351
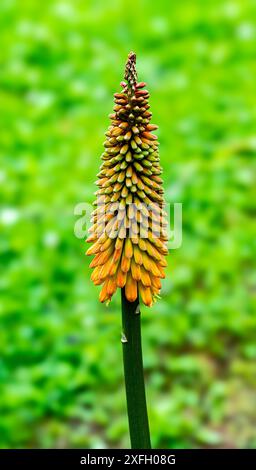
left=86, top=52, right=168, bottom=307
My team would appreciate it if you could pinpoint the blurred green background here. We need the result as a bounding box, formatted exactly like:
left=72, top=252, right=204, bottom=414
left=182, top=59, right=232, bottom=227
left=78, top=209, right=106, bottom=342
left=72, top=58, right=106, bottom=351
left=1, top=0, right=256, bottom=449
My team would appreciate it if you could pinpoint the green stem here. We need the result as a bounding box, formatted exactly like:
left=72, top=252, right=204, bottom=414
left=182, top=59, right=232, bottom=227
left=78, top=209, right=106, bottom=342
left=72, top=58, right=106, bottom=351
left=121, top=288, right=151, bottom=449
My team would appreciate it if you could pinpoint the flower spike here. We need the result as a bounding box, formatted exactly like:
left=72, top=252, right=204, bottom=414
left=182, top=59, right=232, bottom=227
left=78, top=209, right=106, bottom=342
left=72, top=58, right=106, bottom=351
left=86, top=52, right=168, bottom=307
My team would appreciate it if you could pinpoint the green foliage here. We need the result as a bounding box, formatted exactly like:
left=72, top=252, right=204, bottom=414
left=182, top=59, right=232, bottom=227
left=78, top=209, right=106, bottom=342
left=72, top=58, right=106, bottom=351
left=0, top=0, right=255, bottom=448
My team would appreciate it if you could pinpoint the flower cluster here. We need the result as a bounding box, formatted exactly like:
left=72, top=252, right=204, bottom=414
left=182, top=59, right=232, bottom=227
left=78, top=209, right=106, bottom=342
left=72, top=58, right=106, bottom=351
left=86, top=52, right=168, bottom=306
